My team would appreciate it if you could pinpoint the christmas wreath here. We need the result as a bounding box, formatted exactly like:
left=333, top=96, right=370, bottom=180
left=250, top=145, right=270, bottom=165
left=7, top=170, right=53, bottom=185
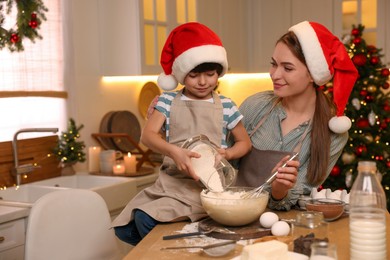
left=0, top=0, right=48, bottom=52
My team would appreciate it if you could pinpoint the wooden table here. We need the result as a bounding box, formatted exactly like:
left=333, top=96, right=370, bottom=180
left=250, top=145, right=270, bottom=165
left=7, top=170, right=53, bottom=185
left=124, top=210, right=390, bottom=260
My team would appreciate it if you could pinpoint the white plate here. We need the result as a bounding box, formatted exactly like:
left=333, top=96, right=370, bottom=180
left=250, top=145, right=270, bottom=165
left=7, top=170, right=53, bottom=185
left=231, top=251, right=308, bottom=260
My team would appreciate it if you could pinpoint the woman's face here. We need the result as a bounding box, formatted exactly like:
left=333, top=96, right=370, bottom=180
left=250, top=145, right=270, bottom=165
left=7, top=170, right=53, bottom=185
left=269, top=42, right=314, bottom=98
left=183, top=70, right=219, bottom=100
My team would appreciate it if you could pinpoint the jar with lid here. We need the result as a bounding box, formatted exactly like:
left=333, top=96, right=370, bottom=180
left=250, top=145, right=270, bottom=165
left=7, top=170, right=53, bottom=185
left=292, top=211, right=329, bottom=255
left=349, top=161, right=387, bottom=260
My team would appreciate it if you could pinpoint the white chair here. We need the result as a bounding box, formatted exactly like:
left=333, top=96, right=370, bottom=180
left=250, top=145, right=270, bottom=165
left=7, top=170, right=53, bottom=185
left=25, top=189, right=123, bottom=260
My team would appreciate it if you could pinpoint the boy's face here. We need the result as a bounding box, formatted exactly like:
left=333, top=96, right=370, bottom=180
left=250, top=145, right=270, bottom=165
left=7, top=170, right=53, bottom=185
left=183, top=70, right=219, bottom=100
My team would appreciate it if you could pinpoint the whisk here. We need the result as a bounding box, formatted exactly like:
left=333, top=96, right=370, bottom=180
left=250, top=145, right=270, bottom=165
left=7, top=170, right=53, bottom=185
left=242, top=153, right=299, bottom=199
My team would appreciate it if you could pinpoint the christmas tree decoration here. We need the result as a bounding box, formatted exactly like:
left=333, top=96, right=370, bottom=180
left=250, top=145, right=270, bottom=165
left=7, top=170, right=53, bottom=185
left=323, top=24, right=390, bottom=208
left=0, top=0, right=48, bottom=52
left=53, top=118, right=86, bottom=169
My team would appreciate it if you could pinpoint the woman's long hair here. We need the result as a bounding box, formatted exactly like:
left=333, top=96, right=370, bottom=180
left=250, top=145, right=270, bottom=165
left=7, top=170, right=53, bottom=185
left=277, top=32, right=336, bottom=186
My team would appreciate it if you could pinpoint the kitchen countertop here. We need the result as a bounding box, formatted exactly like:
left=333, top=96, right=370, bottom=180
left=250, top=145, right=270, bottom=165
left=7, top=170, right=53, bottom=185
left=124, top=209, right=390, bottom=260
left=0, top=205, right=30, bottom=224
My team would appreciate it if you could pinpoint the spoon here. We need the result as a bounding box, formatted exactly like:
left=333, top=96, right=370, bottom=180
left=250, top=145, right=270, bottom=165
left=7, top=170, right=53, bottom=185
left=161, top=240, right=236, bottom=257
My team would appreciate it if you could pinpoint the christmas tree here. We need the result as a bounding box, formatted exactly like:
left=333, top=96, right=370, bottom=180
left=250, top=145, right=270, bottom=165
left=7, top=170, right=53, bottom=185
left=54, top=118, right=86, bottom=166
left=322, top=25, right=390, bottom=208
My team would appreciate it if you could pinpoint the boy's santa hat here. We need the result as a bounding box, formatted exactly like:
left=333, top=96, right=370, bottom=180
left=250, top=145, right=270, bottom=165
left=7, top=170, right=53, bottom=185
left=157, top=22, right=228, bottom=91
left=289, top=21, right=359, bottom=134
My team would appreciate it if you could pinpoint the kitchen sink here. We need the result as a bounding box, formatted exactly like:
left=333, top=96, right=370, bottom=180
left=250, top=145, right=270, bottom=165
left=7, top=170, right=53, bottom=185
left=0, top=174, right=138, bottom=213
left=30, top=175, right=130, bottom=189
left=0, top=185, right=67, bottom=207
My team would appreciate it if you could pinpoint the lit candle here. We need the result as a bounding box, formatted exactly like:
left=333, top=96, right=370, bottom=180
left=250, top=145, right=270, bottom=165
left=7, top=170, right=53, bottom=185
left=124, top=152, right=136, bottom=173
left=88, top=146, right=101, bottom=173
left=113, top=161, right=125, bottom=175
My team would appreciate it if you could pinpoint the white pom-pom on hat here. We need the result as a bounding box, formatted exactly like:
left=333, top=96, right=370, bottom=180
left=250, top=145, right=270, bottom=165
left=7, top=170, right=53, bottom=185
left=157, top=73, right=178, bottom=91
left=328, top=116, right=352, bottom=134
left=289, top=21, right=359, bottom=134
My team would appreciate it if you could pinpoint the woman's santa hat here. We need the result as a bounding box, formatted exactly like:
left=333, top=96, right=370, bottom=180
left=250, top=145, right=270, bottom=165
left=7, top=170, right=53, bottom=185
left=289, top=21, right=359, bottom=134
left=157, top=22, right=228, bottom=91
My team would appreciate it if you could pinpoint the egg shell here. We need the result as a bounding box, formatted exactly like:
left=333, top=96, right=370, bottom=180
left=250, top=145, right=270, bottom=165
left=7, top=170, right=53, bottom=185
left=271, top=221, right=290, bottom=236
left=259, top=212, right=279, bottom=228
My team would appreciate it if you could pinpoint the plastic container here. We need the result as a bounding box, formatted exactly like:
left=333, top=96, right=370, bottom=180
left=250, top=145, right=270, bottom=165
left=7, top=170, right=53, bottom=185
left=349, top=161, right=387, bottom=260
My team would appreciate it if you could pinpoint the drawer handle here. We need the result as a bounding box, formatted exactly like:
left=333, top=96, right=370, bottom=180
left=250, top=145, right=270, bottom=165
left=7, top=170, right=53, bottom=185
left=0, top=236, right=4, bottom=243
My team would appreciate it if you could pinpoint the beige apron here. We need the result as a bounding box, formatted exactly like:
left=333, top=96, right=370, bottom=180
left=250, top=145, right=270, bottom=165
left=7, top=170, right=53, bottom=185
left=236, top=102, right=309, bottom=187
left=112, top=90, right=223, bottom=227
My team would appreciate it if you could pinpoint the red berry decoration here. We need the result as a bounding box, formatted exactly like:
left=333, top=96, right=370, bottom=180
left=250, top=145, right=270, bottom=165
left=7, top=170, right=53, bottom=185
left=31, top=13, right=37, bottom=19
left=380, top=120, right=387, bottom=129
left=352, top=54, right=367, bottom=66
left=381, top=68, right=389, bottom=77
left=370, top=56, right=379, bottom=65
left=29, top=20, right=38, bottom=29
left=382, top=82, right=390, bottom=90
left=365, top=95, right=374, bottom=102
left=367, top=45, right=377, bottom=54
left=387, top=161, right=390, bottom=168
left=356, top=118, right=370, bottom=128
left=355, top=145, right=367, bottom=156
left=330, top=165, right=341, bottom=177
left=353, top=37, right=362, bottom=45
left=10, top=33, right=19, bottom=43
left=351, top=28, right=360, bottom=37
left=383, top=104, right=390, bottom=112
left=359, top=89, right=368, bottom=97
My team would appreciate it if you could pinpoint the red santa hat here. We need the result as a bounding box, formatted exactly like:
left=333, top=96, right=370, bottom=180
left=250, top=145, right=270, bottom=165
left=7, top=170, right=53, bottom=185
left=157, top=22, right=228, bottom=91
left=289, top=21, right=359, bottom=134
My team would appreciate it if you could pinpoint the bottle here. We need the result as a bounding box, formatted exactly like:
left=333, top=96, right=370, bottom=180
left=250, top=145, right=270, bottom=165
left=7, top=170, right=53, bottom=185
left=349, top=161, right=387, bottom=260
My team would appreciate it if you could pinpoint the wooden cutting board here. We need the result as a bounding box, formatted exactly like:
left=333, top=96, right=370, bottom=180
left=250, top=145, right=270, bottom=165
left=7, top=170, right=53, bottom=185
left=198, top=218, right=271, bottom=240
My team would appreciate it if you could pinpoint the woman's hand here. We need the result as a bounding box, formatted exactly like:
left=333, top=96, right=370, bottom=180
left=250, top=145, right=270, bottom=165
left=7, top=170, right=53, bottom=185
left=270, top=155, right=300, bottom=200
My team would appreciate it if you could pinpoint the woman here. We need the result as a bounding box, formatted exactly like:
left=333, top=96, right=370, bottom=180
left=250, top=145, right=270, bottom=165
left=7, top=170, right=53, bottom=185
left=112, top=22, right=251, bottom=245
left=237, top=21, right=358, bottom=211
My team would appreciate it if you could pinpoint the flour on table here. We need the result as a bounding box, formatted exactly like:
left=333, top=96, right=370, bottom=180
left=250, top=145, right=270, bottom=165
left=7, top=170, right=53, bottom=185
left=191, top=143, right=224, bottom=192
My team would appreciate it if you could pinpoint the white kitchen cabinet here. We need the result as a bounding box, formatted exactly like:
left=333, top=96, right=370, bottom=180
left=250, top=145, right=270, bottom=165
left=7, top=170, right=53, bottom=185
left=0, top=218, right=25, bottom=259
left=196, top=0, right=251, bottom=73
left=249, top=0, right=336, bottom=72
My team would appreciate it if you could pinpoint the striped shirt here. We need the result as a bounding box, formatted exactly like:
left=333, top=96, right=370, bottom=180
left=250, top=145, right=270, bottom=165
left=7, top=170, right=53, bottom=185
left=155, top=91, right=242, bottom=148
left=240, top=91, right=348, bottom=210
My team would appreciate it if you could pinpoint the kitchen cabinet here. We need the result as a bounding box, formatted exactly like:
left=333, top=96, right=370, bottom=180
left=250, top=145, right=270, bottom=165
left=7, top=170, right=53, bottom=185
left=249, top=0, right=336, bottom=72
left=196, top=0, right=251, bottom=73
left=0, top=218, right=25, bottom=259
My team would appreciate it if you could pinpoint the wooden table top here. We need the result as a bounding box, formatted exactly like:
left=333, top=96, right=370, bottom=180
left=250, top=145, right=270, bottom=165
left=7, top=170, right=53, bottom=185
left=124, top=209, right=390, bottom=260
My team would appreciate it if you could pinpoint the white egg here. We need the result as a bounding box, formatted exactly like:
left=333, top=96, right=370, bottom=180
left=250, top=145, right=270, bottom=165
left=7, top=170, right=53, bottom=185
left=259, top=212, right=279, bottom=228
left=271, top=221, right=290, bottom=236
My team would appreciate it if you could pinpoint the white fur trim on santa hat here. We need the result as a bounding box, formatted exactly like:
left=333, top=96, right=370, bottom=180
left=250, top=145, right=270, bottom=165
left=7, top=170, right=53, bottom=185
left=328, top=116, right=352, bottom=134
left=172, top=45, right=228, bottom=85
left=157, top=73, right=178, bottom=91
left=289, top=21, right=332, bottom=86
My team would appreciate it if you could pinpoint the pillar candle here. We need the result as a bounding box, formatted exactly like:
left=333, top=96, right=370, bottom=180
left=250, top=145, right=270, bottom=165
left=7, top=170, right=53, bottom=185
left=113, top=161, right=125, bottom=175
left=124, top=152, right=136, bottom=173
left=88, top=146, right=101, bottom=173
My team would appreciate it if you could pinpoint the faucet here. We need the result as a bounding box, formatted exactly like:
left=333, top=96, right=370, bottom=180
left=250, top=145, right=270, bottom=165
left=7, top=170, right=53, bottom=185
left=12, top=128, right=59, bottom=186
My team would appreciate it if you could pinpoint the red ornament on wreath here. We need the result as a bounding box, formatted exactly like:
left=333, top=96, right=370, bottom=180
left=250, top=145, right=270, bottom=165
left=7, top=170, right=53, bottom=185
left=10, top=33, right=19, bottom=43
left=330, top=165, right=341, bottom=177
left=367, top=45, right=377, bottom=54
left=365, top=95, right=374, bottom=102
left=370, top=56, right=379, bottom=65
left=375, top=155, right=384, bottom=161
left=383, top=104, right=390, bottom=112
left=386, top=161, right=390, bottom=168
left=381, top=68, right=389, bottom=77
left=382, top=82, right=389, bottom=90
left=352, top=54, right=367, bottom=66
left=29, top=20, right=38, bottom=29
left=380, top=120, right=387, bottom=129
left=355, top=145, right=367, bottom=156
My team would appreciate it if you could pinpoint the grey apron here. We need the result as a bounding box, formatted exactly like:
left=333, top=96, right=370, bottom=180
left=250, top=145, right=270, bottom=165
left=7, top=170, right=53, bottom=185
left=236, top=102, right=309, bottom=187
left=112, top=90, right=223, bottom=227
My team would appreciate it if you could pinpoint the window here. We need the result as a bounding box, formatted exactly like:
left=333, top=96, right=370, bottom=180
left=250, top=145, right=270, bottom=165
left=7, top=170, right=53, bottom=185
left=0, top=0, right=66, bottom=141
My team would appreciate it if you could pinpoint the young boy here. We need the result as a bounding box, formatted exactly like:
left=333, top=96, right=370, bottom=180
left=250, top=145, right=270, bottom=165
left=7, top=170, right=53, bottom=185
left=112, top=22, right=251, bottom=245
